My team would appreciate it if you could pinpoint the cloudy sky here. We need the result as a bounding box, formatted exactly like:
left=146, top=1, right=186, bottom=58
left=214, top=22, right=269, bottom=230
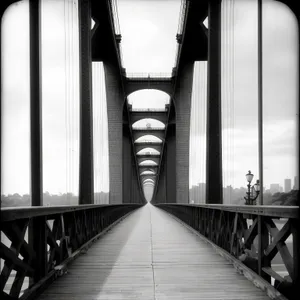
left=121, top=0, right=299, bottom=190
left=1, top=0, right=299, bottom=198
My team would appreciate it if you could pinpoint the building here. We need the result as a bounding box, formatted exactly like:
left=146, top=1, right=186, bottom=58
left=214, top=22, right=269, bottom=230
left=284, top=178, right=292, bottom=193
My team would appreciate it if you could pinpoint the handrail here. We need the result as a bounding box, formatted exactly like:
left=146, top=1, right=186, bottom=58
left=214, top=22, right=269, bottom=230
left=155, top=204, right=299, bottom=219
left=1, top=204, right=142, bottom=222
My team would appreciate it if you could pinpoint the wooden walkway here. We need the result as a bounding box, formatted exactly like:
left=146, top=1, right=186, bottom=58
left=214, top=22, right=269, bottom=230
left=37, top=204, right=270, bottom=300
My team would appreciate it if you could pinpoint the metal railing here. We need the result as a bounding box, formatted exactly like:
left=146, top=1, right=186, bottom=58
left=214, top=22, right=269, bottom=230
left=154, top=204, right=299, bottom=300
left=0, top=204, right=142, bottom=299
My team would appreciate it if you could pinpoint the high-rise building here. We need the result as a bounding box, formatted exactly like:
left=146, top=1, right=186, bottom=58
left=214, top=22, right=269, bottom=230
left=284, top=179, right=292, bottom=193
left=294, top=176, right=299, bottom=190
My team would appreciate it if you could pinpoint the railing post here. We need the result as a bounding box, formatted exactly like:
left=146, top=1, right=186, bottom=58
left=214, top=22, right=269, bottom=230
left=29, top=216, right=47, bottom=283
left=78, top=0, right=94, bottom=204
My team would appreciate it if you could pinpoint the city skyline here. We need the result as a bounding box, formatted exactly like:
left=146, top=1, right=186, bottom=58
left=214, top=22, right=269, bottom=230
left=190, top=176, right=299, bottom=205
left=190, top=175, right=298, bottom=193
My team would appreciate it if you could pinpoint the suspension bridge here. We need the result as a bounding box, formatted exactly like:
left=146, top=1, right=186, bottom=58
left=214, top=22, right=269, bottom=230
left=0, top=0, right=299, bottom=299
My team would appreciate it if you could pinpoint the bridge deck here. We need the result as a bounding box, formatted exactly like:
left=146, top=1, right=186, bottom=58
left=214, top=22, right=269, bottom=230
left=37, top=205, right=270, bottom=300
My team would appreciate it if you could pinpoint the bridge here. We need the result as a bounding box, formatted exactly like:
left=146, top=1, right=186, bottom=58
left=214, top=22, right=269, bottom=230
left=0, top=0, right=299, bottom=299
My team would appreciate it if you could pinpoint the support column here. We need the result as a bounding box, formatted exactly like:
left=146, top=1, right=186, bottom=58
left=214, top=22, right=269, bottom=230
left=123, top=124, right=132, bottom=202
left=166, top=123, right=176, bottom=203
left=131, top=160, right=143, bottom=203
left=29, top=0, right=43, bottom=206
left=206, top=0, right=223, bottom=204
left=103, top=61, right=124, bottom=204
left=155, top=157, right=166, bottom=203
left=123, top=121, right=143, bottom=204
left=174, top=60, right=194, bottom=204
left=79, top=0, right=94, bottom=204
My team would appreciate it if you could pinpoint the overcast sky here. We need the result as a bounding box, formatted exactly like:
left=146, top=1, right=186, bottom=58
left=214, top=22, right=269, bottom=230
left=1, top=0, right=299, bottom=197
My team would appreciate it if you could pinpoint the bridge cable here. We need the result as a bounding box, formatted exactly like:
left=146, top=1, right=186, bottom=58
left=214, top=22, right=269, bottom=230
left=75, top=0, right=80, bottom=201
left=229, top=0, right=234, bottom=201
left=66, top=0, right=70, bottom=201
left=71, top=0, right=74, bottom=199
left=222, top=0, right=226, bottom=201
left=68, top=0, right=72, bottom=202
left=221, top=0, right=227, bottom=202
left=66, top=0, right=72, bottom=202
left=202, top=62, right=206, bottom=203
left=229, top=0, right=232, bottom=202
left=232, top=0, right=236, bottom=201
left=64, top=0, right=68, bottom=200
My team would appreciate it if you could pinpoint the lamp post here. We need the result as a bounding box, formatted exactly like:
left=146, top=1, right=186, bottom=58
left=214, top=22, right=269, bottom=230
left=244, top=170, right=260, bottom=205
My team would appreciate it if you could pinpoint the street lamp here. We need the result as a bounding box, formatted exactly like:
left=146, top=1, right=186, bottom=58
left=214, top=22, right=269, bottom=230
left=244, top=170, right=260, bottom=205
